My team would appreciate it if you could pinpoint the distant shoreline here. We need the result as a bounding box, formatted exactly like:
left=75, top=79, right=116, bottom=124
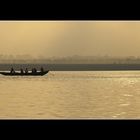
left=1, top=64, right=140, bottom=71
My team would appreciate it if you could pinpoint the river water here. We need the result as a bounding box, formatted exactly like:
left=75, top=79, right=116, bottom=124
left=0, top=71, right=140, bottom=119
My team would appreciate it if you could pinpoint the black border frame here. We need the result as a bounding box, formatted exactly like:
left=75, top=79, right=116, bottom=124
left=0, top=8, right=140, bottom=135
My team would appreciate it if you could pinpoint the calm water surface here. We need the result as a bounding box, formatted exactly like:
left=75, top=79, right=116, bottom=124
left=0, top=71, right=140, bottom=119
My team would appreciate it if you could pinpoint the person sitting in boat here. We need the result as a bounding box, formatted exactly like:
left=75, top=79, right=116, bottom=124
left=10, top=67, right=15, bottom=73
left=25, top=68, right=28, bottom=74
left=32, top=68, right=37, bottom=73
left=20, top=68, right=24, bottom=74
left=32, top=68, right=34, bottom=73
left=34, top=68, right=37, bottom=73
left=40, top=67, right=44, bottom=72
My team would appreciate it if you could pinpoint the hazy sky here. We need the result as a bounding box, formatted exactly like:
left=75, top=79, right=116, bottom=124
left=1, top=21, right=140, bottom=58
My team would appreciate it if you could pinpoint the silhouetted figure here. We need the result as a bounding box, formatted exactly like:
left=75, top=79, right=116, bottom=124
left=10, top=67, right=15, bottom=73
left=40, top=67, right=44, bottom=72
left=25, top=68, right=28, bottom=74
left=20, top=68, right=24, bottom=74
left=32, top=68, right=37, bottom=73
left=32, top=68, right=34, bottom=73
left=34, top=68, right=37, bottom=73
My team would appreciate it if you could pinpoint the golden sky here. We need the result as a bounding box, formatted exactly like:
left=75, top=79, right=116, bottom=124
left=0, top=21, right=140, bottom=57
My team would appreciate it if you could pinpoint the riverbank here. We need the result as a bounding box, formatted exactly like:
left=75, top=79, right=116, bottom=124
left=1, top=64, right=140, bottom=71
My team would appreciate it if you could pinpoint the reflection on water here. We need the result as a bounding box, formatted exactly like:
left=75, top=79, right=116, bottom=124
left=0, top=71, right=140, bottom=119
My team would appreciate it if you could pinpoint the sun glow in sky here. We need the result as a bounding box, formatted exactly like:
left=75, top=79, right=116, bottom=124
left=0, top=21, right=140, bottom=58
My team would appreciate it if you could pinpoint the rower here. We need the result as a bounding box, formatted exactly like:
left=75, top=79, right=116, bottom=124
left=34, top=68, right=37, bottom=73
left=40, top=67, right=44, bottom=72
left=32, top=68, right=34, bottom=73
left=32, top=68, right=37, bottom=73
left=20, top=68, right=24, bottom=74
left=10, top=67, right=15, bottom=73
left=25, top=68, right=28, bottom=74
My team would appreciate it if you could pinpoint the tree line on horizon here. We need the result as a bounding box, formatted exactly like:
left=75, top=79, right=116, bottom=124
left=0, top=54, right=140, bottom=64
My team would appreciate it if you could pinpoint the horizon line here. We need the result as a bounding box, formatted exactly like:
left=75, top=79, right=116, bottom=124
left=0, top=20, right=140, bottom=22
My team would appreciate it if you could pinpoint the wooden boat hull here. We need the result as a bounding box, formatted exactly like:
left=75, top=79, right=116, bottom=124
left=0, top=71, right=49, bottom=76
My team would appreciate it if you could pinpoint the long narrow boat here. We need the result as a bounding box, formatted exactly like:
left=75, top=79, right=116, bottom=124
left=0, top=70, right=49, bottom=76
